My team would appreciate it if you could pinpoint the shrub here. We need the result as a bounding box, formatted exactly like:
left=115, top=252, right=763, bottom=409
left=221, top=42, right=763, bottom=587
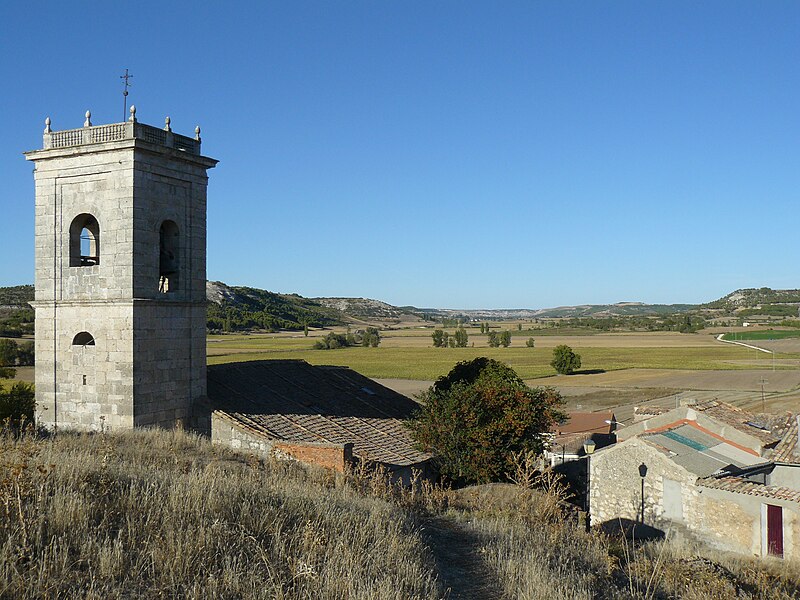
left=525, top=337, right=535, bottom=348
left=314, top=332, right=350, bottom=349
left=408, top=358, right=565, bottom=484
left=0, top=381, right=34, bottom=426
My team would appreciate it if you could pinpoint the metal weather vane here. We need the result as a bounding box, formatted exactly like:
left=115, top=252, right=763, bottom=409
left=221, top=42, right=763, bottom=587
left=120, top=69, right=133, bottom=121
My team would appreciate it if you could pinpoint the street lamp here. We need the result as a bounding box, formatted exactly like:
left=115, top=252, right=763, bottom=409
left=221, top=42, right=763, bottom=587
left=638, top=463, right=648, bottom=524
left=583, top=438, right=596, bottom=519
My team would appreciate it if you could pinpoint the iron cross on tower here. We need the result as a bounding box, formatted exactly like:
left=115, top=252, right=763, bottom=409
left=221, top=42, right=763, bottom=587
left=120, top=69, right=133, bottom=120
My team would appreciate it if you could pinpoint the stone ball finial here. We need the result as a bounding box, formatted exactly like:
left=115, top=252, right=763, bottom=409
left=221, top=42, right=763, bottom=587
left=44, top=117, right=51, bottom=134
left=164, top=116, right=171, bottom=132
left=84, top=110, right=92, bottom=127
left=195, top=125, right=201, bottom=141
left=129, top=105, right=137, bottom=122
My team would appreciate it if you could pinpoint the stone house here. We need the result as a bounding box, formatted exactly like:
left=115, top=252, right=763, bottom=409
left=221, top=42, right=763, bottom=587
left=589, top=400, right=800, bottom=559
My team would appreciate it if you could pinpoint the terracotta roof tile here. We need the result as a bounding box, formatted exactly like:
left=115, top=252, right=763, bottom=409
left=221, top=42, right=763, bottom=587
left=208, top=360, right=430, bottom=468
left=770, top=415, right=800, bottom=464
left=698, top=475, right=800, bottom=504
left=553, top=411, right=614, bottom=435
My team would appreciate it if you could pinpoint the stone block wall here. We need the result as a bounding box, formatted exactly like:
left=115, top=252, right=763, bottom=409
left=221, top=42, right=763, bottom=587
left=34, top=302, right=134, bottom=430
left=589, top=437, right=696, bottom=530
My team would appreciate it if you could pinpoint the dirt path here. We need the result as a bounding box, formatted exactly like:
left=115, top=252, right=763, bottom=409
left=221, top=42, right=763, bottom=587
left=420, top=514, right=497, bottom=600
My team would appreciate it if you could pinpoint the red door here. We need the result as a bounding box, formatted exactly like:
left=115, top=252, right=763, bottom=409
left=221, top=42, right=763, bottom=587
left=767, top=504, right=783, bottom=557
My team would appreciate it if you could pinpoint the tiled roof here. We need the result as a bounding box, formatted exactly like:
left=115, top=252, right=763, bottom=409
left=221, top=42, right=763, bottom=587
left=553, top=411, right=614, bottom=435
left=634, top=406, right=670, bottom=417
left=691, top=400, right=780, bottom=445
left=698, top=475, right=800, bottom=504
left=208, top=360, right=431, bottom=468
left=770, top=415, right=800, bottom=464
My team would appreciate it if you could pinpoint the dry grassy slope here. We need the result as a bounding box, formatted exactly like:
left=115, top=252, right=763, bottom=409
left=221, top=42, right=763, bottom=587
left=2, top=429, right=800, bottom=600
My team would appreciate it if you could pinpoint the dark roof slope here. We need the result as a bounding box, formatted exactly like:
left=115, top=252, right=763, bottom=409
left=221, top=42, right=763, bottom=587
left=207, top=360, right=430, bottom=468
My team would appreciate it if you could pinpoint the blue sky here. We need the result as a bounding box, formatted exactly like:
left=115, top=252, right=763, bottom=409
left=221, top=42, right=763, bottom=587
left=1, top=2, right=798, bottom=308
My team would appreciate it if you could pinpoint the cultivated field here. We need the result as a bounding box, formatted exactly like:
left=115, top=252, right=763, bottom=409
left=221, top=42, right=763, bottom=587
left=207, top=330, right=799, bottom=380
left=208, top=328, right=800, bottom=419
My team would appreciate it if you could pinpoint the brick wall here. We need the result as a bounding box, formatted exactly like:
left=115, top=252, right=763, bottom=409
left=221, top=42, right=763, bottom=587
left=274, top=441, right=353, bottom=472
left=211, top=411, right=353, bottom=472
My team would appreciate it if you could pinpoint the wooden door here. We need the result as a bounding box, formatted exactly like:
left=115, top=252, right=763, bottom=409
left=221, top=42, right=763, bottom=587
left=767, top=504, right=783, bottom=557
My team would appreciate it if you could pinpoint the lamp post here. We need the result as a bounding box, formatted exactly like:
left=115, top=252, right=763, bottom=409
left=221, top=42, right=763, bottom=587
left=638, top=463, right=648, bottom=524
left=583, top=438, right=596, bottom=518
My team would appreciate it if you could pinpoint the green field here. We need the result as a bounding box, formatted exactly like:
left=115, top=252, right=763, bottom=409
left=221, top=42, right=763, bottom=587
left=721, top=329, right=800, bottom=342
left=207, top=335, right=786, bottom=381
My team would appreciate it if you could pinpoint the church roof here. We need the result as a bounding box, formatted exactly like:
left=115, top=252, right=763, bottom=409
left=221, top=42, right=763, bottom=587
left=207, top=360, right=430, bottom=469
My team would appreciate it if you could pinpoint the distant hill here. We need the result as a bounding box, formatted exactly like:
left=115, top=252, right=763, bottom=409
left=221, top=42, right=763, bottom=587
left=413, top=302, right=697, bottom=321
left=6, top=281, right=798, bottom=334
left=206, top=281, right=344, bottom=332
left=0, top=285, right=34, bottom=307
left=0, top=285, right=34, bottom=337
left=702, top=287, right=800, bottom=318
left=314, top=297, right=419, bottom=322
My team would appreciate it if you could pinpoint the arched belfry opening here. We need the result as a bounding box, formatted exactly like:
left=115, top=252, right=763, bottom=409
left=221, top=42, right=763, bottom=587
left=159, top=220, right=180, bottom=293
left=69, top=214, right=100, bottom=266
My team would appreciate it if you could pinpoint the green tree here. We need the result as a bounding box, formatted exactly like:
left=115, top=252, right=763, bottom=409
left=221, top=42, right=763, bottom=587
left=0, top=338, right=17, bottom=366
left=361, top=327, right=381, bottom=347
left=0, top=381, right=35, bottom=426
left=431, top=329, right=446, bottom=348
left=499, top=331, right=512, bottom=348
left=487, top=331, right=500, bottom=347
left=525, top=337, right=535, bottom=348
left=408, top=357, right=565, bottom=484
left=15, top=341, right=34, bottom=366
left=551, top=344, right=582, bottom=375
left=453, top=327, right=469, bottom=348
left=517, top=323, right=522, bottom=331
left=313, top=332, right=350, bottom=349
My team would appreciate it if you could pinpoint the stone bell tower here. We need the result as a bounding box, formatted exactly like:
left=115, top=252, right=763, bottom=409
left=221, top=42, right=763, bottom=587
left=26, top=107, right=218, bottom=430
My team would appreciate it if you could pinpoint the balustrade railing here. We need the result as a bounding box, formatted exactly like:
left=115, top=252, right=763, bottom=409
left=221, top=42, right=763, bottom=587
left=44, top=118, right=201, bottom=155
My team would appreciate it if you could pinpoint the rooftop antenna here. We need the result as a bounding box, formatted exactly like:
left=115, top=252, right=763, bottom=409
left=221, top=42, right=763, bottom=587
left=120, top=69, right=133, bottom=121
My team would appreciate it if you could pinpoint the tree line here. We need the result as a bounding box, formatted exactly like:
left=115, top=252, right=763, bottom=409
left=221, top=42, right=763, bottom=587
left=0, top=338, right=34, bottom=367
left=314, top=328, right=381, bottom=349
